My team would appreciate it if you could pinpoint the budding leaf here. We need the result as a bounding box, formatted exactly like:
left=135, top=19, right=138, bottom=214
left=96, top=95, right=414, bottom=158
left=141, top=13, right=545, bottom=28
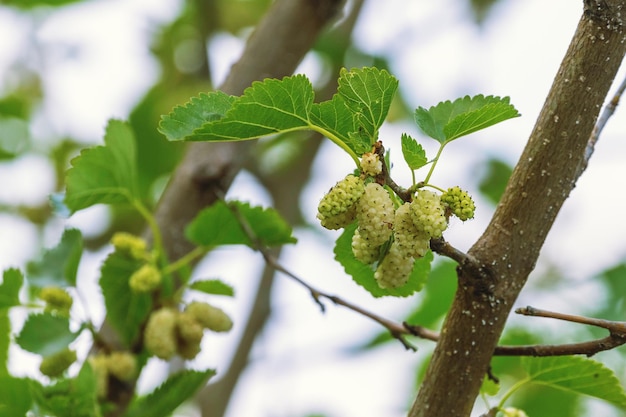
left=334, top=223, right=432, bottom=298
left=16, top=313, right=77, bottom=356
left=414, top=95, right=520, bottom=144
left=123, top=369, right=215, bottom=417
left=337, top=67, right=398, bottom=142
left=190, top=279, right=235, bottom=297
left=100, top=251, right=152, bottom=347
left=186, top=201, right=296, bottom=248
left=522, top=356, right=626, bottom=408
left=26, top=229, right=82, bottom=288
left=158, top=91, right=236, bottom=141
left=400, top=133, right=428, bottom=170
left=65, top=119, right=139, bottom=212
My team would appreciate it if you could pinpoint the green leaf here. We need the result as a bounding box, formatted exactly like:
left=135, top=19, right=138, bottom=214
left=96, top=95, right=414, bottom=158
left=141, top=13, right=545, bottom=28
left=337, top=67, right=398, bottom=141
left=0, top=376, right=32, bottom=416
left=186, top=200, right=296, bottom=247
left=30, top=362, right=98, bottom=417
left=190, top=279, right=235, bottom=297
left=333, top=223, right=433, bottom=298
left=522, top=356, right=626, bottom=408
left=478, top=158, right=512, bottom=205
left=26, top=229, right=82, bottom=288
left=186, top=75, right=314, bottom=141
left=99, top=251, right=153, bottom=347
left=123, top=369, right=215, bottom=417
left=65, top=119, right=139, bottom=212
left=0, top=268, right=23, bottom=308
left=400, top=133, right=428, bottom=170
left=158, top=91, right=236, bottom=141
left=414, top=95, right=520, bottom=144
left=0, top=311, right=9, bottom=375
left=16, top=313, right=78, bottom=356
left=309, top=94, right=369, bottom=155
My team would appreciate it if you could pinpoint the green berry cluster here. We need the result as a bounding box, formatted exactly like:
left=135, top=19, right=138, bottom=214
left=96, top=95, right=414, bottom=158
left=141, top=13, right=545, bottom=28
left=144, top=302, right=233, bottom=361
left=317, top=174, right=365, bottom=230
left=88, top=351, right=137, bottom=398
left=129, top=263, right=162, bottom=293
left=111, top=232, right=150, bottom=260
left=39, top=286, right=73, bottom=316
left=410, top=189, right=448, bottom=238
left=441, top=186, right=476, bottom=221
left=39, top=347, right=77, bottom=378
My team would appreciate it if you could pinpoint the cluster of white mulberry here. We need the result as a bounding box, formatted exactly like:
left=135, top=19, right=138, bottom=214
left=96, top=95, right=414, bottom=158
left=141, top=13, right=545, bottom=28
left=317, top=153, right=475, bottom=289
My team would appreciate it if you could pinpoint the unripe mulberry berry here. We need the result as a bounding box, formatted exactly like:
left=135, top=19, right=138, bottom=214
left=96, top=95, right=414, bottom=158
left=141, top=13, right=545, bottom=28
left=176, top=311, right=204, bottom=344
left=410, top=189, right=448, bottom=238
left=39, top=286, right=73, bottom=316
left=144, top=308, right=178, bottom=359
left=319, top=206, right=357, bottom=230
left=129, top=263, right=162, bottom=293
left=111, top=232, right=149, bottom=260
left=351, top=228, right=381, bottom=264
left=441, top=186, right=475, bottom=221
left=356, top=182, right=395, bottom=247
left=503, top=407, right=529, bottom=417
left=317, top=175, right=365, bottom=228
left=186, top=302, right=233, bottom=333
left=105, top=351, right=137, bottom=381
left=394, top=203, right=430, bottom=258
left=360, top=152, right=382, bottom=176
left=374, top=243, right=414, bottom=289
left=88, top=354, right=109, bottom=398
left=39, top=348, right=77, bottom=378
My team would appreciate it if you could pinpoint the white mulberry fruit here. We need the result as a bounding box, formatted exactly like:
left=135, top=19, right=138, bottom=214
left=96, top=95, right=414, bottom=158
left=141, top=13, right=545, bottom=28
left=410, top=189, right=448, bottom=238
left=319, top=205, right=357, bottom=230
left=360, top=152, right=382, bottom=176
left=374, top=242, right=414, bottom=289
left=317, top=175, right=365, bottom=229
left=129, top=263, right=162, bottom=293
left=186, top=302, right=233, bottom=333
left=39, top=348, right=77, bottom=378
left=111, top=232, right=149, bottom=260
left=351, top=228, right=381, bottom=264
left=394, top=203, right=431, bottom=258
left=356, top=182, right=395, bottom=246
left=106, top=351, right=137, bottom=381
left=144, top=308, right=178, bottom=359
left=441, top=186, right=475, bottom=221
left=39, top=286, right=73, bottom=316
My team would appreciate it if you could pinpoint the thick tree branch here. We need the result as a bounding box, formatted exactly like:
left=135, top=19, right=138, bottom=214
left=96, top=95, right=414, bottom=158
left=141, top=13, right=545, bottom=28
left=409, top=2, right=626, bottom=416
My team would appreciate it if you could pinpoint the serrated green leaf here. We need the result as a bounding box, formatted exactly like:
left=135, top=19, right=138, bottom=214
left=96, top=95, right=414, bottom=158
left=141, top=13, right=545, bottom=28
left=414, top=95, right=520, bottom=144
left=0, top=376, right=32, bottom=416
left=337, top=67, right=398, bottom=141
left=16, top=313, right=78, bottom=356
left=99, top=251, right=152, bottom=347
left=186, top=200, right=296, bottom=248
left=0, top=311, right=9, bottom=375
left=188, top=75, right=314, bottom=141
left=400, top=133, right=428, bottom=170
left=26, top=229, right=82, bottom=288
left=30, top=362, right=98, bottom=417
left=190, top=279, right=235, bottom=297
left=65, top=119, right=139, bottom=212
left=309, top=94, right=369, bottom=155
left=334, top=223, right=433, bottom=298
left=522, top=356, right=626, bottom=408
left=158, top=91, right=236, bottom=141
left=0, top=268, right=23, bottom=308
left=123, top=369, right=215, bottom=417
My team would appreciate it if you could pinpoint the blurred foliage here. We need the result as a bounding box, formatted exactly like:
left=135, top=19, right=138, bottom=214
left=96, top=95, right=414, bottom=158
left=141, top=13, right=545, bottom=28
left=478, top=157, right=513, bottom=205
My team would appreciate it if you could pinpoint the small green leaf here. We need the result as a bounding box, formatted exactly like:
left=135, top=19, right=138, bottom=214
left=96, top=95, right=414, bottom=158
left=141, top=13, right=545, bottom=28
left=337, top=67, right=398, bottom=141
left=0, top=311, right=9, bottom=375
left=0, top=376, right=32, bottom=416
left=0, top=268, right=23, bottom=308
left=123, top=369, right=215, bottom=417
left=158, top=91, right=236, bottom=141
left=400, top=133, right=428, bottom=170
left=478, top=158, right=512, bottom=205
left=188, top=75, right=314, bottom=141
left=16, top=313, right=78, bottom=356
left=30, top=362, right=98, bottom=417
left=65, top=119, right=139, bottom=212
left=186, top=201, right=296, bottom=248
left=414, top=95, right=520, bottom=144
left=190, top=279, right=235, bottom=297
left=522, top=356, right=626, bottom=408
left=333, top=223, right=433, bottom=298
left=26, top=229, right=82, bottom=288
left=99, top=251, right=153, bottom=347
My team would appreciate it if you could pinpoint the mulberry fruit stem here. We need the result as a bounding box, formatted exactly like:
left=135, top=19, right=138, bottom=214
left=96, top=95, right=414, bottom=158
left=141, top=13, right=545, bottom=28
left=422, top=143, right=447, bottom=185
left=309, top=125, right=361, bottom=167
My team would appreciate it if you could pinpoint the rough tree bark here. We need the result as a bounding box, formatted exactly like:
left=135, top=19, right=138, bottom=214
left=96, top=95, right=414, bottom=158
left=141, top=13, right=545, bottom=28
left=409, top=1, right=626, bottom=416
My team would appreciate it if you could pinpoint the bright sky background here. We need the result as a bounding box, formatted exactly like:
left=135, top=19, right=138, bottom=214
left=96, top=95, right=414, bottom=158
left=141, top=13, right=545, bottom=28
left=1, top=0, right=626, bottom=416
